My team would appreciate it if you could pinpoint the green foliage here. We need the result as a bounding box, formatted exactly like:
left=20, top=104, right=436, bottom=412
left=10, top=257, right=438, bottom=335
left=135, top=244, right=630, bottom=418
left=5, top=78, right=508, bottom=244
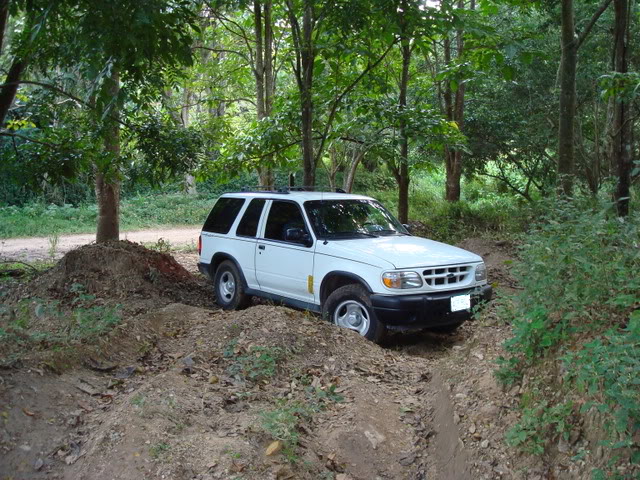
left=259, top=401, right=311, bottom=462
left=225, top=344, right=284, bottom=383
left=497, top=197, right=640, bottom=378
left=367, top=172, right=527, bottom=243
left=496, top=196, right=640, bottom=475
left=0, top=283, right=122, bottom=362
left=564, top=311, right=640, bottom=465
left=128, top=115, right=207, bottom=187
left=505, top=400, right=574, bottom=455
left=259, top=383, right=343, bottom=463
left=0, top=193, right=217, bottom=238
left=149, top=442, right=171, bottom=459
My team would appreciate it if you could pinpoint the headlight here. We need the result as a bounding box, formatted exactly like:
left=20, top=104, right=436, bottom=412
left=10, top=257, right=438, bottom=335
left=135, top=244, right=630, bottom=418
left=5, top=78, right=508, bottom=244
left=475, top=263, right=487, bottom=281
left=382, top=271, right=423, bottom=289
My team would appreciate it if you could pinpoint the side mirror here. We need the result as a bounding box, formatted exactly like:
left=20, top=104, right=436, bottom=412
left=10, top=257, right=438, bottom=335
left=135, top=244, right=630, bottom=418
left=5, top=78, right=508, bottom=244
left=285, top=228, right=313, bottom=247
left=402, top=223, right=413, bottom=234
left=285, top=227, right=303, bottom=241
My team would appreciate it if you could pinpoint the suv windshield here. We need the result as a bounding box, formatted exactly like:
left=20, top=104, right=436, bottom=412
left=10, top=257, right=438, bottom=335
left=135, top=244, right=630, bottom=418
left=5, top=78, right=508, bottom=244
left=304, top=199, right=408, bottom=239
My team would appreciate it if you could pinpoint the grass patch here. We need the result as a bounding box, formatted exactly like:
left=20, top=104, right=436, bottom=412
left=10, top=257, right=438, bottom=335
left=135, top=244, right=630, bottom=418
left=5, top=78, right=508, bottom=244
left=259, top=383, right=344, bottom=463
left=364, top=172, right=529, bottom=243
left=0, top=283, right=122, bottom=366
left=224, top=341, right=284, bottom=383
left=0, top=192, right=218, bottom=238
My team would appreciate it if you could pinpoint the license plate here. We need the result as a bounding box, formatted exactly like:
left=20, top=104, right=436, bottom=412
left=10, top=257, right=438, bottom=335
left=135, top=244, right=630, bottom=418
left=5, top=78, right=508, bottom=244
left=451, top=294, right=471, bottom=312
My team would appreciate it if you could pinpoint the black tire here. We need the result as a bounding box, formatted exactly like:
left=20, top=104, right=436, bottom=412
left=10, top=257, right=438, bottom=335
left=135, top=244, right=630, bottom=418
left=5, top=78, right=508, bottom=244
left=322, top=284, right=386, bottom=344
left=213, top=260, right=251, bottom=310
left=427, top=321, right=464, bottom=334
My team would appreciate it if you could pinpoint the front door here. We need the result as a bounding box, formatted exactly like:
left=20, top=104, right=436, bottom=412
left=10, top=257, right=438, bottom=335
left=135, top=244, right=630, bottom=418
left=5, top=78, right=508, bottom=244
left=255, top=200, right=315, bottom=303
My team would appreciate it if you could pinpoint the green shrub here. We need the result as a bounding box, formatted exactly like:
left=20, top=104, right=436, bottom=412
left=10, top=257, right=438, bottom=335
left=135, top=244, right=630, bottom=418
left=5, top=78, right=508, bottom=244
left=496, top=197, right=640, bottom=476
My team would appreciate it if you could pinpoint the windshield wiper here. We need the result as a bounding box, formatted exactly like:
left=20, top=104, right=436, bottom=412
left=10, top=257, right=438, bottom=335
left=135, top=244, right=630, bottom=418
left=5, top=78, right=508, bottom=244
left=372, top=229, right=410, bottom=236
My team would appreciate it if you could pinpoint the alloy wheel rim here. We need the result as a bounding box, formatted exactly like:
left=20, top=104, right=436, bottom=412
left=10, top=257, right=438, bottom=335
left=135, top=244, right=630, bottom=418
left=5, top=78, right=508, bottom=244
left=219, top=271, right=236, bottom=302
left=333, top=300, right=370, bottom=336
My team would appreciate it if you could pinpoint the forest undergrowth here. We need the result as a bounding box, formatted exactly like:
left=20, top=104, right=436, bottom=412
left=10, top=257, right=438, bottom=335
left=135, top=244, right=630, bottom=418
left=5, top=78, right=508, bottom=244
left=495, top=196, right=640, bottom=479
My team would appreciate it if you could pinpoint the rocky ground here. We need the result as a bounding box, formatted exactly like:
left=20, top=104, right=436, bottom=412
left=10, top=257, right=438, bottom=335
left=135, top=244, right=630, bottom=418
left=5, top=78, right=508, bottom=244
left=0, top=237, right=564, bottom=480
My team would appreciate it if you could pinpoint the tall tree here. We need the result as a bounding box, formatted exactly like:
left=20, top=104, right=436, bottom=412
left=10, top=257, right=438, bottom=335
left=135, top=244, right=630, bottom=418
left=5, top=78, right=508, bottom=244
left=253, top=0, right=276, bottom=188
left=0, top=0, right=54, bottom=127
left=611, top=0, right=632, bottom=216
left=96, top=69, right=121, bottom=242
left=72, top=0, right=197, bottom=242
left=557, top=0, right=612, bottom=195
left=395, top=0, right=413, bottom=222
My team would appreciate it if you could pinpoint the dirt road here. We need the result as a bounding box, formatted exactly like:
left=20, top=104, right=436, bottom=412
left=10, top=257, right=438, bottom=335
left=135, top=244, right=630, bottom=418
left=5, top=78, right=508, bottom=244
left=2, top=237, right=558, bottom=480
left=0, top=227, right=201, bottom=262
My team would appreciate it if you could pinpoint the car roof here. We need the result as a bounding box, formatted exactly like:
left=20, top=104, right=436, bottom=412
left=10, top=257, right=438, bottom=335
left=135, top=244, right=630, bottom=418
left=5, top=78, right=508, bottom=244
left=220, top=191, right=376, bottom=202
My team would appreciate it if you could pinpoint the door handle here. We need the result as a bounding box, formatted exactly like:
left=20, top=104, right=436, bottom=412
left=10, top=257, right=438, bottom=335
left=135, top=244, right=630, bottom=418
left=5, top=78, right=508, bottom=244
left=258, top=245, right=265, bottom=250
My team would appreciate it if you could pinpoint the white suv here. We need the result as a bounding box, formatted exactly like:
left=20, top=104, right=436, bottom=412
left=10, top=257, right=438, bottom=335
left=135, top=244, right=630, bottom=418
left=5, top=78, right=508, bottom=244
left=197, top=190, right=491, bottom=343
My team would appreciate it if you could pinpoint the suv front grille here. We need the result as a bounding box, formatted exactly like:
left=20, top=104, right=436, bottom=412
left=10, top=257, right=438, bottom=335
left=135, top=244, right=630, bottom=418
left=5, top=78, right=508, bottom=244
left=423, top=265, right=471, bottom=287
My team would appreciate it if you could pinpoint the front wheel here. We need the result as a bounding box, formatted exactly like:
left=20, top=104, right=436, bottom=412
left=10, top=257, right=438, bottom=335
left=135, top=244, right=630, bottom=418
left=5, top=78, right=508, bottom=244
left=323, top=284, right=386, bottom=344
left=214, top=260, right=251, bottom=310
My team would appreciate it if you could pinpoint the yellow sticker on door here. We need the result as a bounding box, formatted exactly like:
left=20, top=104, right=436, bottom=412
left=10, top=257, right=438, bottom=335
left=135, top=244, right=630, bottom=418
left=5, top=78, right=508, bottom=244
left=307, top=275, right=314, bottom=294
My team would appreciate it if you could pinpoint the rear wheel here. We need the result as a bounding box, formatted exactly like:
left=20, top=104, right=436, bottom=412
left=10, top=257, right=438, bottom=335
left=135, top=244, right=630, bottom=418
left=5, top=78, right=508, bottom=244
left=214, top=260, right=251, bottom=310
left=323, top=284, right=386, bottom=344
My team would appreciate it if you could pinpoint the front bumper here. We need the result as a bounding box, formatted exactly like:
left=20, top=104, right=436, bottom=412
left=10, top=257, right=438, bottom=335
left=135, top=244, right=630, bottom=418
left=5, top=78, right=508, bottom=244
left=370, top=284, right=492, bottom=330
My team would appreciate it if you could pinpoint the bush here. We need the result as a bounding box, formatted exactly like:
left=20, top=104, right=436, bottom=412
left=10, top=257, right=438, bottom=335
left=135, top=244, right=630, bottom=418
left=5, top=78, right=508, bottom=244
left=496, top=197, right=640, bottom=476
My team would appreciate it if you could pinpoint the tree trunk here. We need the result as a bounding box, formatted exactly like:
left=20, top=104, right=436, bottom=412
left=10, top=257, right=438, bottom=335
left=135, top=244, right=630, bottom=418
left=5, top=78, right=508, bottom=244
left=558, top=0, right=578, bottom=196
left=398, top=38, right=411, bottom=223
left=612, top=0, right=631, bottom=216
left=296, top=0, right=315, bottom=189
left=0, top=59, right=26, bottom=127
left=96, top=69, right=121, bottom=243
left=443, top=0, right=470, bottom=202
left=0, top=0, right=9, bottom=56
left=343, top=150, right=365, bottom=193
left=396, top=0, right=411, bottom=223
left=254, top=0, right=275, bottom=189
left=181, top=87, right=197, bottom=194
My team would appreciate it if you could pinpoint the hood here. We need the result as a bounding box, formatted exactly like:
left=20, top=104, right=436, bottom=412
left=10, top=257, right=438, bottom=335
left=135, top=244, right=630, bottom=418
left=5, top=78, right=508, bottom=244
left=319, top=235, right=482, bottom=269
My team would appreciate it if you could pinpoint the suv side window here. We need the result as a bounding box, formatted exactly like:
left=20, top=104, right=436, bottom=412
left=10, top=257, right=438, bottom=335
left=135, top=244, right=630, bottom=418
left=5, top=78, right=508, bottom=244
left=264, top=201, right=308, bottom=243
left=236, top=199, right=266, bottom=237
left=202, top=198, right=245, bottom=234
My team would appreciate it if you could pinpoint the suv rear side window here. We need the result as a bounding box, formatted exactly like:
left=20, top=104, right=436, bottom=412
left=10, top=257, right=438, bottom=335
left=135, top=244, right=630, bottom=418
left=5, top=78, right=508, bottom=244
left=236, top=199, right=266, bottom=237
left=202, top=198, right=245, bottom=234
left=264, top=201, right=308, bottom=242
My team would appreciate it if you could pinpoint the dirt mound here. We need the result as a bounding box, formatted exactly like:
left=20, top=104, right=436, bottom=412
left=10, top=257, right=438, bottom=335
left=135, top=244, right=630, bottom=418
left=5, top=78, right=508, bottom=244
left=57, top=304, right=433, bottom=480
left=0, top=242, right=214, bottom=369
left=18, top=241, right=212, bottom=308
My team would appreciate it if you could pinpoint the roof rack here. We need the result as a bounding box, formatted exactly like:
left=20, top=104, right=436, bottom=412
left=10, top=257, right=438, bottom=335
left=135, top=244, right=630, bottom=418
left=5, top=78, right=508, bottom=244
left=238, top=186, right=350, bottom=194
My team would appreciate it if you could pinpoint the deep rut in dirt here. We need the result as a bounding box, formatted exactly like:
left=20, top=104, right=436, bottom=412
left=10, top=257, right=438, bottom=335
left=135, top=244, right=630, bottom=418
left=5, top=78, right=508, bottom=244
left=1, top=237, right=537, bottom=480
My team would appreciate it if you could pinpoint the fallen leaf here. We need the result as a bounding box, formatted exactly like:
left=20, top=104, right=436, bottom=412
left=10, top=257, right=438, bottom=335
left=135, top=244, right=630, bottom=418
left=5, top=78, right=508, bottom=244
left=22, top=407, right=35, bottom=417
left=265, top=440, right=282, bottom=456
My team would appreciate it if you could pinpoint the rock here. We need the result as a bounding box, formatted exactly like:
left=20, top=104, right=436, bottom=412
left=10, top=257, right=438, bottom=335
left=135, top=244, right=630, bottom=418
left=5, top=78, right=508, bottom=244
left=478, top=404, right=499, bottom=420
left=557, top=438, right=570, bottom=454
left=34, top=458, right=44, bottom=471
left=399, top=452, right=417, bottom=466
left=480, top=440, right=489, bottom=449
left=265, top=440, right=283, bottom=456
left=453, top=413, right=461, bottom=424
left=364, top=428, right=386, bottom=450
left=469, top=424, right=476, bottom=434
left=115, top=366, right=138, bottom=379
left=208, top=375, right=219, bottom=384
